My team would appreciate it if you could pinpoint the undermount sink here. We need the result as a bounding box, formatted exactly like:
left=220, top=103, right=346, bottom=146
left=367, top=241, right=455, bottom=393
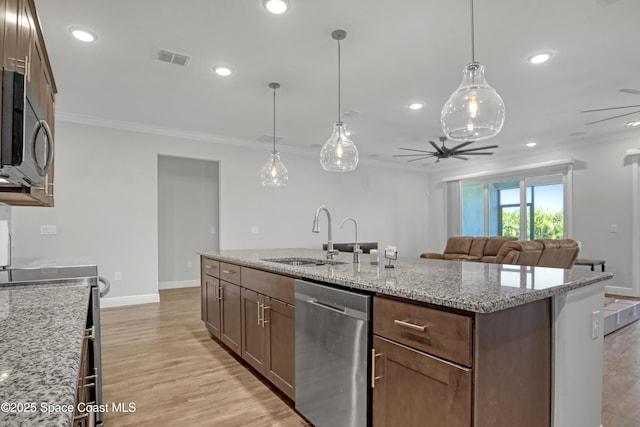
left=262, top=257, right=347, bottom=267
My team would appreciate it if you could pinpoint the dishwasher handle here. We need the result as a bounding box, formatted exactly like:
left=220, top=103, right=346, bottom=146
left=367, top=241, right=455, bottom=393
left=308, top=299, right=346, bottom=315
left=296, top=290, right=369, bottom=321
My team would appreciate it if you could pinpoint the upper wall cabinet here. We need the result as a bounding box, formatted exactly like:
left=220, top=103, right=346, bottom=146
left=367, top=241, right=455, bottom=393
left=0, top=0, right=57, bottom=206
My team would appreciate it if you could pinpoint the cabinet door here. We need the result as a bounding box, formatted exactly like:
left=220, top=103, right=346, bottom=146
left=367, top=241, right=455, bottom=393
left=205, top=278, right=221, bottom=339
left=265, top=298, right=294, bottom=399
left=3, top=0, right=20, bottom=69
left=241, top=288, right=266, bottom=374
left=372, top=336, right=471, bottom=427
left=220, top=280, right=241, bottom=355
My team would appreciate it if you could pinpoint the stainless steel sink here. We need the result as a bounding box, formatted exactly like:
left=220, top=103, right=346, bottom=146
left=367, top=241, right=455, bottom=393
left=262, top=257, right=347, bottom=266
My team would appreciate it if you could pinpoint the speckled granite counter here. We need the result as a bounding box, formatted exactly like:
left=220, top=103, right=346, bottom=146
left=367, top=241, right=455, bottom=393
left=0, top=279, right=92, bottom=427
left=199, top=248, right=612, bottom=313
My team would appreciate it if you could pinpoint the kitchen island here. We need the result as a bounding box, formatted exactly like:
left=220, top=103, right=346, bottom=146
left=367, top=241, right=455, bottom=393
left=0, top=279, right=93, bottom=427
left=200, top=248, right=612, bottom=427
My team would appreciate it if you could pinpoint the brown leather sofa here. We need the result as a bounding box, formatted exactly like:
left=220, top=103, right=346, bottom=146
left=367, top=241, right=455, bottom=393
left=421, top=236, right=580, bottom=268
left=420, top=236, right=517, bottom=263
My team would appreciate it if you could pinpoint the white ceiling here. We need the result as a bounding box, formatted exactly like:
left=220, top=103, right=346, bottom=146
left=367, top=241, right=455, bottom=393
left=35, top=0, right=640, bottom=167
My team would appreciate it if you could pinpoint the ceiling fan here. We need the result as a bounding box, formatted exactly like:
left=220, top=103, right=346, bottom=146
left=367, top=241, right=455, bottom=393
left=393, top=136, right=498, bottom=163
left=581, top=89, right=640, bottom=125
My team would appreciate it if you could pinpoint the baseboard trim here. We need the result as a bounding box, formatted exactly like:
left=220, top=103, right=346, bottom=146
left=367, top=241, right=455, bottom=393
left=605, top=286, right=638, bottom=298
left=159, top=280, right=199, bottom=290
left=100, top=293, right=160, bottom=308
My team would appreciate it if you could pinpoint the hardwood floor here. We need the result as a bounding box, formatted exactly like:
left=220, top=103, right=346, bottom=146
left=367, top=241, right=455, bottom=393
left=101, top=287, right=309, bottom=426
left=101, top=287, right=640, bottom=426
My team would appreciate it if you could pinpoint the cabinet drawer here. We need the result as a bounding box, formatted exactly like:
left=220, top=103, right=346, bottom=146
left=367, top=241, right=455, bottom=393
left=374, top=297, right=472, bottom=367
left=202, top=258, right=220, bottom=278
left=241, top=267, right=297, bottom=305
left=220, top=262, right=241, bottom=285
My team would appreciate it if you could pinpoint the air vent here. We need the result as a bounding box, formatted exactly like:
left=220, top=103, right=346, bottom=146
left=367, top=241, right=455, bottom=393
left=156, top=49, right=191, bottom=66
left=257, top=134, right=284, bottom=143
left=342, top=109, right=361, bottom=118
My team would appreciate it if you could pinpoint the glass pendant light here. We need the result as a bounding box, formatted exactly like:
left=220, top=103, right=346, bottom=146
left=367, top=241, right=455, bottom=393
left=260, top=82, right=288, bottom=187
left=320, top=29, right=359, bottom=172
left=441, top=0, right=505, bottom=142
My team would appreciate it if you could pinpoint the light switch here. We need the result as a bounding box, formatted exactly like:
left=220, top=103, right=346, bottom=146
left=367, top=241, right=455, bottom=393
left=40, top=225, right=57, bottom=235
left=210, top=226, right=216, bottom=235
left=114, top=272, right=122, bottom=281
left=251, top=226, right=259, bottom=234
left=610, top=224, right=617, bottom=233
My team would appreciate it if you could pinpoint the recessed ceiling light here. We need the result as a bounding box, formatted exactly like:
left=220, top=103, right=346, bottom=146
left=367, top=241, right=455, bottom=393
left=626, top=120, right=640, bottom=127
left=408, top=102, right=424, bottom=110
left=264, top=0, right=289, bottom=14
left=69, top=27, right=97, bottom=43
left=527, top=52, right=552, bottom=64
left=526, top=142, right=537, bottom=147
left=213, top=66, right=232, bottom=77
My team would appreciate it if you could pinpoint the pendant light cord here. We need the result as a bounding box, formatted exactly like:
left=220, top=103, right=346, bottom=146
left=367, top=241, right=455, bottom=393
left=337, top=39, right=342, bottom=124
left=272, top=86, right=277, bottom=153
left=470, top=0, right=475, bottom=63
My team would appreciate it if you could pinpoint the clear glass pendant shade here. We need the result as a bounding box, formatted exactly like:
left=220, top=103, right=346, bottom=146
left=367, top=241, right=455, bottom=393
left=441, top=62, right=505, bottom=141
left=320, top=122, right=359, bottom=172
left=260, top=151, right=288, bottom=187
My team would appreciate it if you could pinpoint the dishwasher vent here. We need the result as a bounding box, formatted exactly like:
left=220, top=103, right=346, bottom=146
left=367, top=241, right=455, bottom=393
left=156, top=49, right=191, bottom=66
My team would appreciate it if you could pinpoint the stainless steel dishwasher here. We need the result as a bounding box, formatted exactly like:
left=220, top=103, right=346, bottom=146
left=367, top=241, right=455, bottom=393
left=295, top=279, right=372, bottom=427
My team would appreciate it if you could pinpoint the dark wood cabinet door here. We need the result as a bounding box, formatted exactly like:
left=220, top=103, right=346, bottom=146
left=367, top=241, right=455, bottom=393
left=205, top=278, right=221, bottom=339
left=221, top=281, right=242, bottom=355
left=265, top=298, right=294, bottom=400
left=372, top=336, right=471, bottom=427
left=241, top=288, right=266, bottom=374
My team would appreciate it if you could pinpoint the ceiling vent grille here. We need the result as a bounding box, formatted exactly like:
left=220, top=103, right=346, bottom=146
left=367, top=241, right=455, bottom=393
left=156, top=49, right=191, bottom=66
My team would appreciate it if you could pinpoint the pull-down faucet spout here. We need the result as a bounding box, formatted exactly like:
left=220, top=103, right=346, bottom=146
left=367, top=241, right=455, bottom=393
left=312, top=206, right=339, bottom=260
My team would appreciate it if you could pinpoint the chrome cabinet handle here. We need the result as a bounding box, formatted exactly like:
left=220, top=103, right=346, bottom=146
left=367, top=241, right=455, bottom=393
left=98, top=276, right=111, bottom=298
left=261, top=304, right=270, bottom=327
left=216, top=284, right=223, bottom=301
left=222, top=270, right=236, bottom=274
left=394, top=319, right=427, bottom=332
left=205, top=265, right=212, bottom=269
left=257, top=302, right=262, bottom=326
left=371, top=349, right=382, bottom=388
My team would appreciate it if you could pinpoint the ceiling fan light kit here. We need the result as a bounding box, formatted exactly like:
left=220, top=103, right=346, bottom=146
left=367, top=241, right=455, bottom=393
left=261, top=82, right=289, bottom=187
left=441, top=0, right=505, bottom=142
left=320, top=29, right=359, bottom=172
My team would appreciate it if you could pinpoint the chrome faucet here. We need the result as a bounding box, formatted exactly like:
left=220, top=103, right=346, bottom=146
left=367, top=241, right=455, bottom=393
left=340, top=217, right=362, bottom=264
left=312, top=206, right=339, bottom=260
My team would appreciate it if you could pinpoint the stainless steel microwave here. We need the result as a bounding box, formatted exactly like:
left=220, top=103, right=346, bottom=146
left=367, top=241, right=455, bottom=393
left=0, top=69, right=53, bottom=187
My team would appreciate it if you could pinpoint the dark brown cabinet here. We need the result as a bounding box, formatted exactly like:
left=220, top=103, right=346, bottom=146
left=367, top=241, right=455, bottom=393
left=372, top=336, right=471, bottom=427
left=200, top=256, right=297, bottom=400
left=0, top=0, right=57, bottom=206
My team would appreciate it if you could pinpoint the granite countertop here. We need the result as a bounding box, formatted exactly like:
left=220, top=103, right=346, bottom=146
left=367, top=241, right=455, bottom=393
left=0, top=279, right=92, bottom=427
left=200, top=248, right=613, bottom=313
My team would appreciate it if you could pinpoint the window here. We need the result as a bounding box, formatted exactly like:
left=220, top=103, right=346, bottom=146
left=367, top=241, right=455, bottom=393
left=461, top=175, right=565, bottom=240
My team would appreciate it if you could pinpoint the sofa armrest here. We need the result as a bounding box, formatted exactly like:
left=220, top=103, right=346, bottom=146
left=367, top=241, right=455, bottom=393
left=420, top=253, right=444, bottom=259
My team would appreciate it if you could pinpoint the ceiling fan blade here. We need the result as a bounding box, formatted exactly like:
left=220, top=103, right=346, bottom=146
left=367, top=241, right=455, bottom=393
left=586, top=110, right=640, bottom=125
left=581, top=105, right=640, bottom=113
left=398, top=147, right=433, bottom=153
left=428, top=140, right=444, bottom=154
left=452, top=155, right=469, bottom=160
left=459, top=152, right=495, bottom=155
left=393, top=153, right=437, bottom=157
left=407, top=155, right=436, bottom=163
left=620, top=89, right=640, bottom=95
left=449, top=141, right=475, bottom=151
left=456, top=145, right=499, bottom=153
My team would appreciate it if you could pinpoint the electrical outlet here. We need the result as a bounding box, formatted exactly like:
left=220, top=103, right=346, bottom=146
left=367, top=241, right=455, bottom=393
left=114, top=272, right=122, bottom=281
left=40, top=225, right=57, bottom=235
left=251, top=226, right=259, bottom=234
left=591, top=310, right=600, bottom=339
left=187, top=261, right=193, bottom=268
left=210, top=226, right=216, bottom=235
left=610, top=224, right=618, bottom=233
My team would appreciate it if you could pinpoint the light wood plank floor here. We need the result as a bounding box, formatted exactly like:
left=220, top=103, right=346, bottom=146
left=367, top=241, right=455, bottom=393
left=101, top=287, right=640, bottom=426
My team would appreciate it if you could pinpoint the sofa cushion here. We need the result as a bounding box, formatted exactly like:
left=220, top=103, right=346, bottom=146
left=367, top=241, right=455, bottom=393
left=495, top=241, right=544, bottom=266
left=443, top=254, right=481, bottom=261
left=484, top=236, right=517, bottom=256
left=443, top=236, right=474, bottom=255
left=535, top=239, right=580, bottom=268
left=468, top=237, right=488, bottom=258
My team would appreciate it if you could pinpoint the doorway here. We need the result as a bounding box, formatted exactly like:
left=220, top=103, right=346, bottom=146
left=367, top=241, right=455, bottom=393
left=157, top=155, right=219, bottom=290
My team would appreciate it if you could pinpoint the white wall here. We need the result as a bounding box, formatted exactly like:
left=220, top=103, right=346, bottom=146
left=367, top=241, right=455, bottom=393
left=158, top=155, right=219, bottom=288
left=11, top=120, right=429, bottom=304
left=424, top=134, right=639, bottom=295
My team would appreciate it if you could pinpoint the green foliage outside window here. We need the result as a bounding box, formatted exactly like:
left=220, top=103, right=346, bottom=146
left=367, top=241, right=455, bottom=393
left=502, top=209, right=564, bottom=239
